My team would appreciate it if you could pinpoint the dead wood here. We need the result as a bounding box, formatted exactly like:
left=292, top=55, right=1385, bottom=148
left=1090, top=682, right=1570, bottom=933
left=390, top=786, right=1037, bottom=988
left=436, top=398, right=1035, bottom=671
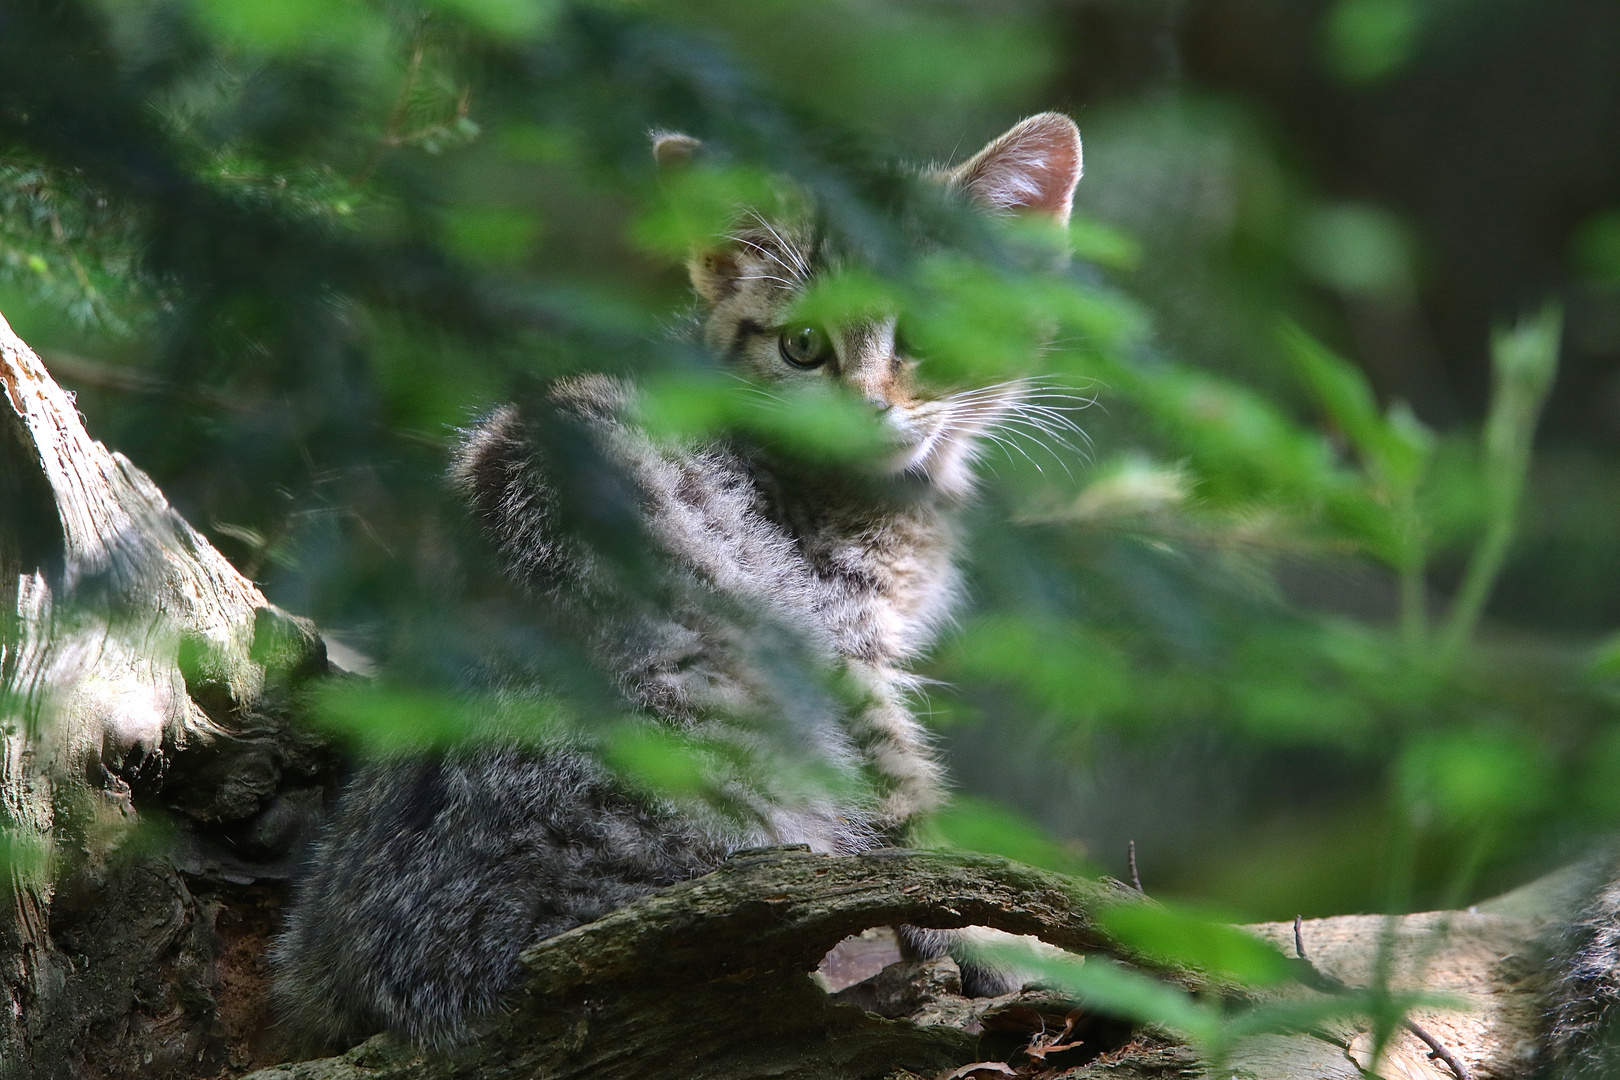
left=1, top=310, right=338, bottom=1078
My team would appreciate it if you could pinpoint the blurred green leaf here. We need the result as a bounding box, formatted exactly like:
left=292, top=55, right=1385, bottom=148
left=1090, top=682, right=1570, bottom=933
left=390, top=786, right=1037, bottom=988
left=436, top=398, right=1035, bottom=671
left=1280, top=322, right=1384, bottom=454
left=605, top=726, right=711, bottom=798
left=789, top=268, right=896, bottom=330
left=1059, top=454, right=1190, bottom=522
left=427, top=0, right=560, bottom=40
left=188, top=0, right=390, bottom=55
left=1295, top=204, right=1416, bottom=300
left=1577, top=724, right=1620, bottom=816
left=443, top=206, right=543, bottom=267
left=1068, top=216, right=1142, bottom=272
left=497, top=125, right=579, bottom=166
left=922, top=796, right=1091, bottom=876
left=1439, top=304, right=1561, bottom=661
left=637, top=372, right=890, bottom=463
left=1572, top=210, right=1620, bottom=285
left=632, top=166, right=786, bottom=257
left=1230, top=674, right=1375, bottom=746
left=907, top=257, right=1045, bottom=380
left=1398, top=730, right=1552, bottom=827
left=1324, top=0, right=1423, bottom=84
left=1098, top=901, right=1294, bottom=986
left=947, top=614, right=1132, bottom=723
left=1126, top=365, right=1343, bottom=506
left=312, top=682, right=569, bottom=748
left=1591, top=633, right=1620, bottom=681
left=636, top=371, right=740, bottom=443
left=1006, top=952, right=1223, bottom=1044
left=1279, top=322, right=1434, bottom=579
left=740, top=382, right=891, bottom=462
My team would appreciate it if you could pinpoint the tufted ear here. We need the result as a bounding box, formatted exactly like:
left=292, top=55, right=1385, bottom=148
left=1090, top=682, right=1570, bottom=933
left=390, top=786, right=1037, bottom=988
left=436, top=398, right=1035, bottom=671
left=948, top=112, right=1082, bottom=227
left=649, top=130, right=734, bottom=300
left=687, top=247, right=742, bottom=305
left=651, top=129, right=702, bottom=170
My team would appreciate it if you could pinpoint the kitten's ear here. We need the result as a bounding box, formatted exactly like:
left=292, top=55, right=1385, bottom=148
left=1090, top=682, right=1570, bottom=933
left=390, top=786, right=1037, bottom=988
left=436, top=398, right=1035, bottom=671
left=649, top=130, right=736, bottom=301
left=652, top=130, right=702, bottom=169
left=949, top=112, right=1082, bottom=226
left=688, top=247, right=741, bottom=305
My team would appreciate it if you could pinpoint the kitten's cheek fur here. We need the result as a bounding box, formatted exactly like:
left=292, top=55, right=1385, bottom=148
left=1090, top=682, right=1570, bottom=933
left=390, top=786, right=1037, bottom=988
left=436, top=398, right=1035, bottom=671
left=890, top=412, right=992, bottom=500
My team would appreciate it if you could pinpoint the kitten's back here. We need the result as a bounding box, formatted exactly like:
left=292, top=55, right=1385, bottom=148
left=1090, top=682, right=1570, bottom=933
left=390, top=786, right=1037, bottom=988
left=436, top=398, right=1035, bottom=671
left=271, top=744, right=738, bottom=1049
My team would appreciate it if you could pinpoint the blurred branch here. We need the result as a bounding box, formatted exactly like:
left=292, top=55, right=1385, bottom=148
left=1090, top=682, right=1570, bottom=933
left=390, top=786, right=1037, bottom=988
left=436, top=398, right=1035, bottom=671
left=1438, top=304, right=1562, bottom=665
left=37, top=349, right=253, bottom=413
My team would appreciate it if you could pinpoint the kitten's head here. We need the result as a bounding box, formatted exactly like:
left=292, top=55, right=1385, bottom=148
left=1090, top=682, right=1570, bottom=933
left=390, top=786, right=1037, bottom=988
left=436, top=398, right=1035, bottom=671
left=657, top=113, right=1083, bottom=499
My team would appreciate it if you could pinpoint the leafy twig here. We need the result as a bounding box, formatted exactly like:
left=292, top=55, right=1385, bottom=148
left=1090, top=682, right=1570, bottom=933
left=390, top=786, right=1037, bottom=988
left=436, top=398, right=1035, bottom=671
left=1437, top=304, right=1561, bottom=664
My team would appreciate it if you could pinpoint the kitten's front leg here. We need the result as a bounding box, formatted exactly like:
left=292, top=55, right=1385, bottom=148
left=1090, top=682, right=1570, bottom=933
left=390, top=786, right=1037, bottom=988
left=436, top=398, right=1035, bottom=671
left=842, top=661, right=946, bottom=830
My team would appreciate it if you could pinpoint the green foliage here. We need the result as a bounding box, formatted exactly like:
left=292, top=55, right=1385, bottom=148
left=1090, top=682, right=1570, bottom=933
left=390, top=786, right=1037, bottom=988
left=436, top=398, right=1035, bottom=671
left=1097, top=902, right=1293, bottom=986
left=0, top=162, right=145, bottom=332
left=1324, top=0, right=1424, bottom=84
left=632, top=164, right=788, bottom=257
left=921, top=796, right=1092, bottom=876
left=637, top=372, right=892, bottom=463
left=1573, top=210, right=1620, bottom=285
left=313, top=682, right=572, bottom=749
left=1296, top=204, right=1417, bottom=301
left=605, top=725, right=713, bottom=799
left=978, top=943, right=1444, bottom=1070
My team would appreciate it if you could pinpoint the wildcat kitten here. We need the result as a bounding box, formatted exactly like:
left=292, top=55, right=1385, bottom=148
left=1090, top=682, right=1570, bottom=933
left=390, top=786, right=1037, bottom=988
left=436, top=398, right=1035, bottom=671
left=270, top=112, right=1084, bottom=1049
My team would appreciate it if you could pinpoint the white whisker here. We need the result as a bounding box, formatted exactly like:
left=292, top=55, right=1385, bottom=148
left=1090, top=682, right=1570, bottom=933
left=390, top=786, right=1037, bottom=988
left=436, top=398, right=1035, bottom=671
left=735, top=272, right=798, bottom=292
left=754, top=217, right=812, bottom=279
left=989, top=419, right=1077, bottom=476
left=998, top=412, right=1093, bottom=456
left=729, top=218, right=811, bottom=284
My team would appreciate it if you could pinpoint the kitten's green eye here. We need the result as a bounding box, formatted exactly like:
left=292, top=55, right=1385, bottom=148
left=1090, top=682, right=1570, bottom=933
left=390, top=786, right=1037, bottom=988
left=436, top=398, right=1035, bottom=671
left=778, top=326, right=833, bottom=369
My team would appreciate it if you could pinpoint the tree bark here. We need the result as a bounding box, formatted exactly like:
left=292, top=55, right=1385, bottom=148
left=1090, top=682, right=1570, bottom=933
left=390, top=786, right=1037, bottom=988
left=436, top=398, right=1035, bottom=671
left=0, top=310, right=337, bottom=1078
left=0, top=309, right=1561, bottom=1080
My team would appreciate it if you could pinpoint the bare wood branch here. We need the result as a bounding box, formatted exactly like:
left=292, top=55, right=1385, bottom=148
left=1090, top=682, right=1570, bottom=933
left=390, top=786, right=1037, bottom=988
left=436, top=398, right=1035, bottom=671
left=0, top=309, right=336, bottom=1075
left=235, top=852, right=1553, bottom=1080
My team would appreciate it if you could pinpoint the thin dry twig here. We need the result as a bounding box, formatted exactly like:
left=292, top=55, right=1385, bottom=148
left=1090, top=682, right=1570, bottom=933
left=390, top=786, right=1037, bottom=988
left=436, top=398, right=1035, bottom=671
left=1293, top=916, right=1471, bottom=1080
left=1128, top=841, right=1143, bottom=894
left=1404, top=1020, right=1473, bottom=1080
left=1024, top=1008, right=1087, bottom=1062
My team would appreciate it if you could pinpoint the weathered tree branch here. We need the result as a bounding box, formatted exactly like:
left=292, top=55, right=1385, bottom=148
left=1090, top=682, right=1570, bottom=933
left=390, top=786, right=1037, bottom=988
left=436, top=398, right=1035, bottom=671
left=516, top=846, right=1180, bottom=993
left=0, top=310, right=336, bottom=1076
